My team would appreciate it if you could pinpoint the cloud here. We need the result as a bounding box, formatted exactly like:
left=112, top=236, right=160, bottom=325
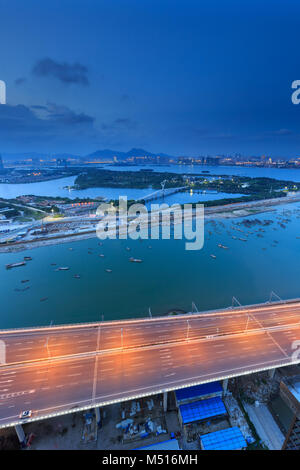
left=0, top=102, right=95, bottom=151
left=32, top=58, right=89, bottom=85
left=15, top=78, right=27, bottom=86
left=36, top=102, right=94, bottom=125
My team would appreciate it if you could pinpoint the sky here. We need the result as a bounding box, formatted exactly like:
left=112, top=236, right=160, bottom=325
left=1, top=0, right=300, bottom=157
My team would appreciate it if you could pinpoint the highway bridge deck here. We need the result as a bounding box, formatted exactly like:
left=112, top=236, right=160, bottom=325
left=0, top=299, right=300, bottom=428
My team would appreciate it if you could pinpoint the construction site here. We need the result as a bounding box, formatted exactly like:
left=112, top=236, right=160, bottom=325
left=2, top=365, right=300, bottom=450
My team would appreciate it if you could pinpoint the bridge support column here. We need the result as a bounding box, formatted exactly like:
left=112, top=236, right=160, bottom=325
left=223, top=379, right=228, bottom=393
left=163, top=391, right=168, bottom=412
left=15, top=425, right=26, bottom=447
left=268, top=368, right=276, bottom=380
left=95, top=407, right=101, bottom=427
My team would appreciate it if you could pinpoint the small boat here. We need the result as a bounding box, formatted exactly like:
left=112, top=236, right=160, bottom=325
left=74, top=274, right=81, bottom=279
left=238, top=238, right=247, bottom=242
left=105, top=269, right=112, bottom=273
left=99, top=254, right=105, bottom=258
left=15, top=287, right=30, bottom=292
left=210, top=254, right=216, bottom=259
left=24, top=256, right=32, bottom=261
left=6, top=262, right=26, bottom=270
left=21, top=279, right=30, bottom=284
left=129, top=257, right=143, bottom=263
left=57, top=267, right=70, bottom=271
left=40, top=297, right=48, bottom=302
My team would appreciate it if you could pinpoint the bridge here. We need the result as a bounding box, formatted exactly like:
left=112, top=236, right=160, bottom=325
left=136, top=186, right=188, bottom=202
left=0, top=299, right=300, bottom=430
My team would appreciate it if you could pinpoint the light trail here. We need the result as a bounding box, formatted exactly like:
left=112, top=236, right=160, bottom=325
left=0, top=299, right=300, bottom=429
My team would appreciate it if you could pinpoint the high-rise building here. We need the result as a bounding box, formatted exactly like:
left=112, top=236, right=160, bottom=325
left=280, top=376, right=300, bottom=450
left=0, top=154, right=4, bottom=173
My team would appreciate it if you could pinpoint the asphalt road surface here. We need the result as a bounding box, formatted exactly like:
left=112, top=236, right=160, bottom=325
left=0, top=300, right=300, bottom=428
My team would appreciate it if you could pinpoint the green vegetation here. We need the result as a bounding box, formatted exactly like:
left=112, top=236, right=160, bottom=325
left=24, top=194, right=101, bottom=204
left=0, top=199, right=46, bottom=221
left=74, top=169, right=298, bottom=207
left=196, top=191, right=287, bottom=208
left=74, top=169, right=184, bottom=189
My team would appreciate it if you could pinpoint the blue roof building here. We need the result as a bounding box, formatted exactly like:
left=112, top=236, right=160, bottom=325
left=134, top=439, right=180, bottom=450
left=200, top=426, right=247, bottom=450
left=179, top=396, right=227, bottom=425
left=175, top=381, right=223, bottom=405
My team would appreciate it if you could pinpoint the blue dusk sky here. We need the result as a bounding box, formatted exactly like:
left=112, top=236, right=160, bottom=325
left=1, top=0, right=300, bottom=157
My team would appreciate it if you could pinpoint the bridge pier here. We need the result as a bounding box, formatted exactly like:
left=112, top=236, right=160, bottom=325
left=223, top=379, right=228, bottom=393
left=163, top=391, right=168, bottom=412
left=268, top=368, right=276, bottom=380
left=15, top=425, right=26, bottom=447
left=95, top=407, right=101, bottom=427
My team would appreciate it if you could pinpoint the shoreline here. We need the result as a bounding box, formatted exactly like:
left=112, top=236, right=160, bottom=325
left=1, top=192, right=300, bottom=253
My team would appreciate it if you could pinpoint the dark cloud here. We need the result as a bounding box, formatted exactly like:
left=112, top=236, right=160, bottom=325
left=39, top=102, right=94, bottom=125
left=32, top=58, right=89, bottom=85
left=0, top=103, right=95, bottom=152
left=15, top=77, right=27, bottom=86
left=101, top=117, right=136, bottom=131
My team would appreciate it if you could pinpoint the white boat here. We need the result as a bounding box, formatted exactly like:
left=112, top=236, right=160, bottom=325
left=6, top=262, right=26, bottom=269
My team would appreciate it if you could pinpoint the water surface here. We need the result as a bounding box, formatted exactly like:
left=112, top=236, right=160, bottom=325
left=1, top=201, right=300, bottom=329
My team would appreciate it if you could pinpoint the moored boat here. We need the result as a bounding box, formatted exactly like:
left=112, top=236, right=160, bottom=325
left=6, top=262, right=26, bottom=269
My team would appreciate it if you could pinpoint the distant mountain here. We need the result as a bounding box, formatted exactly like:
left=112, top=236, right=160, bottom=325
left=85, top=149, right=126, bottom=160
left=85, top=148, right=174, bottom=161
left=2, top=148, right=175, bottom=162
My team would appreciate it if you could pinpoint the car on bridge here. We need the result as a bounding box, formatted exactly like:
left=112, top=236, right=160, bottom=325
left=19, top=410, right=32, bottom=419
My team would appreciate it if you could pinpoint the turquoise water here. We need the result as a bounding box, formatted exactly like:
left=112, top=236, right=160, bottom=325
left=0, top=175, right=243, bottom=204
left=1, top=163, right=300, bottom=200
left=1, top=201, right=300, bottom=329
left=0, top=176, right=151, bottom=200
